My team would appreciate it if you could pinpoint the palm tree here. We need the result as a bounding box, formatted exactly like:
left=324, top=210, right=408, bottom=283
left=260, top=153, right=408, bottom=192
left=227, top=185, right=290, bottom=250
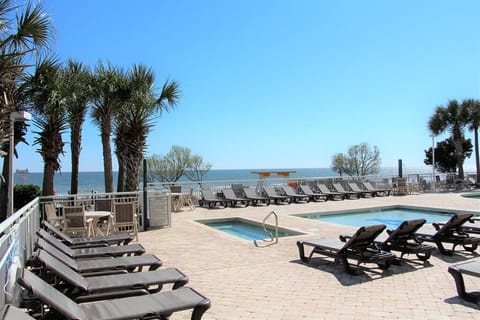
left=0, top=0, right=52, bottom=218
left=428, top=99, right=470, bottom=180
left=61, top=60, right=91, bottom=194
left=23, top=58, right=67, bottom=196
left=463, top=98, right=480, bottom=183
left=90, top=62, right=125, bottom=193
left=114, top=64, right=180, bottom=192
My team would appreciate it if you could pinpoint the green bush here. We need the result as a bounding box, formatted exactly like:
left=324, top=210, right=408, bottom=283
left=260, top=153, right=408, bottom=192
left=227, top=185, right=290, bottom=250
left=14, top=184, right=41, bottom=209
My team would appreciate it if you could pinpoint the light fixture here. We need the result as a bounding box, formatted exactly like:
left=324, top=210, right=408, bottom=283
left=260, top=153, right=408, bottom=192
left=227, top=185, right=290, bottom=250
left=7, top=110, right=31, bottom=217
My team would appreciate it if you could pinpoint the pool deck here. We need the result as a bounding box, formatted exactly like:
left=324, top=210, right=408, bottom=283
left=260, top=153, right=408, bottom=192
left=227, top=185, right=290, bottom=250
left=139, top=192, right=480, bottom=319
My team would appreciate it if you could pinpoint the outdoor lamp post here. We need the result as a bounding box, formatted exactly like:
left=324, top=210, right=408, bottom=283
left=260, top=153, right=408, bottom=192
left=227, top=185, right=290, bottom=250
left=431, top=135, right=436, bottom=192
left=7, top=110, right=32, bottom=217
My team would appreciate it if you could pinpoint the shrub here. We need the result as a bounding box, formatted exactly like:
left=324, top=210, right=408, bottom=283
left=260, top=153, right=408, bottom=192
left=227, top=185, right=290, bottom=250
left=14, top=184, right=41, bottom=209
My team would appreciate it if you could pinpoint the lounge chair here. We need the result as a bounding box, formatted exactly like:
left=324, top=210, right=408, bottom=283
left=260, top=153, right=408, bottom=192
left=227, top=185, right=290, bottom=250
left=448, top=260, right=480, bottom=303
left=297, top=224, right=396, bottom=274
left=298, top=184, right=327, bottom=202
left=37, top=229, right=145, bottom=259
left=42, top=221, right=133, bottom=247
left=376, top=219, right=435, bottom=262
left=200, top=189, right=228, bottom=208
left=262, top=186, right=291, bottom=204
left=347, top=182, right=375, bottom=198
left=363, top=181, right=391, bottom=196
left=221, top=188, right=250, bottom=207
left=315, top=183, right=345, bottom=200
left=34, top=249, right=188, bottom=299
left=415, top=213, right=480, bottom=255
left=17, top=269, right=211, bottom=320
left=35, top=239, right=162, bottom=273
left=332, top=183, right=361, bottom=199
left=280, top=185, right=310, bottom=203
left=242, top=187, right=270, bottom=206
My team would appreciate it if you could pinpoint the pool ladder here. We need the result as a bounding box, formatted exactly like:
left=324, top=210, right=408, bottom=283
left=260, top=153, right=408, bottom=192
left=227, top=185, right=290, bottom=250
left=254, top=210, right=279, bottom=247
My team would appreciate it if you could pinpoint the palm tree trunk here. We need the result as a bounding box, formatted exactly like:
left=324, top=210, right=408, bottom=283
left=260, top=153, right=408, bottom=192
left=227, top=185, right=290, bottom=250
left=117, top=153, right=125, bottom=192
left=70, top=125, right=82, bottom=194
left=126, top=157, right=142, bottom=191
left=42, top=161, right=55, bottom=196
left=101, top=123, right=114, bottom=193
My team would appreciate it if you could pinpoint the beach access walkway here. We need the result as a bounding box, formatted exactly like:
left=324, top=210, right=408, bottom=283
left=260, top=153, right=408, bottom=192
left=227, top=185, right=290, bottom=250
left=139, top=192, right=480, bottom=319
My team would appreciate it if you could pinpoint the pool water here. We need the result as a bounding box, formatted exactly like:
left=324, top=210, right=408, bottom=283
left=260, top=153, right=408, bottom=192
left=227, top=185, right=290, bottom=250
left=201, top=219, right=302, bottom=241
left=298, top=207, right=453, bottom=229
left=462, top=193, right=480, bottom=199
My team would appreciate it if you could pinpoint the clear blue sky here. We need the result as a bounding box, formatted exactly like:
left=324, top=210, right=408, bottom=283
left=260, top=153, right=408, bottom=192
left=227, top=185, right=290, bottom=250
left=14, top=0, right=480, bottom=173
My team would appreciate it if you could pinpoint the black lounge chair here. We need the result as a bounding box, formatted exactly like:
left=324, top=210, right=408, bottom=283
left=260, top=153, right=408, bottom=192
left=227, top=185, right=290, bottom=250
left=363, top=181, right=391, bottom=196
left=35, top=239, right=162, bottom=273
left=200, top=189, right=228, bottom=208
left=0, top=305, right=35, bottom=320
left=297, top=224, right=396, bottom=274
left=298, top=184, right=327, bottom=202
left=221, top=188, right=250, bottom=207
left=440, top=216, right=480, bottom=235
left=262, top=186, right=291, bottom=204
left=242, top=187, right=270, bottom=206
left=415, top=213, right=480, bottom=255
left=280, top=185, right=310, bottom=203
left=376, top=219, right=435, bottom=262
left=448, top=260, right=480, bottom=303
left=315, top=183, right=345, bottom=200
left=37, top=229, right=145, bottom=259
left=347, top=182, right=375, bottom=198
left=34, top=249, right=188, bottom=300
left=332, top=183, right=361, bottom=199
left=17, top=269, right=211, bottom=320
left=42, top=221, right=132, bottom=247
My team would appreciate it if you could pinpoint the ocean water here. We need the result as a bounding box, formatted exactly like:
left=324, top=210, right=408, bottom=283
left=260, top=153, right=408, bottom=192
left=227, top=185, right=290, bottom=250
left=14, top=167, right=428, bottom=195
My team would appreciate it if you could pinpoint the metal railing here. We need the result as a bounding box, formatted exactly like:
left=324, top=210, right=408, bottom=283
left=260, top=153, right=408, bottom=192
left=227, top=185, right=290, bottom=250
left=254, top=210, right=279, bottom=247
left=0, top=197, right=40, bottom=309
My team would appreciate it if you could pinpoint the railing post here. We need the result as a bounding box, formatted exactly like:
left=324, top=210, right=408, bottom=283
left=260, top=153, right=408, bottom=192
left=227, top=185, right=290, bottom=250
left=143, top=159, right=149, bottom=230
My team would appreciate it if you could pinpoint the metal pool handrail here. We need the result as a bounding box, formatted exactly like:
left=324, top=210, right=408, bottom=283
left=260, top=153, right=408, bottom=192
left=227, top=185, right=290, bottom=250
left=254, top=210, right=279, bottom=247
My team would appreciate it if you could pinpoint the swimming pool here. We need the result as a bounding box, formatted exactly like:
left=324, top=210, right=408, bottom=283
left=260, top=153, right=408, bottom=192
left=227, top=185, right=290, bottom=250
left=462, top=193, right=480, bottom=199
left=296, top=206, right=456, bottom=229
left=198, top=218, right=303, bottom=241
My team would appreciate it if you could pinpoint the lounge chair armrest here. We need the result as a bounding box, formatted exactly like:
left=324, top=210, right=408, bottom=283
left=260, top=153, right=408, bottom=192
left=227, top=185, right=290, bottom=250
left=432, top=223, right=441, bottom=230
left=339, top=235, right=352, bottom=242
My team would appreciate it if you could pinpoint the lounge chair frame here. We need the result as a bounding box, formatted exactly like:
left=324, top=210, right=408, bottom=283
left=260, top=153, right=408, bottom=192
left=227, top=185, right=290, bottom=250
left=200, top=189, right=228, bottom=208
left=363, top=181, right=391, bottom=196
left=34, top=249, right=188, bottom=300
left=378, top=219, right=434, bottom=262
left=416, top=213, right=480, bottom=255
left=298, top=184, right=327, bottom=202
left=42, top=221, right=133, bottom=247
left=17, top=269, right=211, bottom=320
left=242, top=187, right=270, bottom=206
left=297, top=224, right=396, bottom=275
left=280, top=185, right=310, bottom=203
left=332, top=183, right=361, bottom=199
left=37, top=229, right=145, bottom=259
left=448, top=260, right=480, bottom=303
left=262, top=186, right=291, bottom=204
left=315, top=184, right=345, bottom=200
left=347, top=182, right=375, bottom=198
left=35, top=239, right=162, bottom=273
left=221, top=188, right=250, bottom=207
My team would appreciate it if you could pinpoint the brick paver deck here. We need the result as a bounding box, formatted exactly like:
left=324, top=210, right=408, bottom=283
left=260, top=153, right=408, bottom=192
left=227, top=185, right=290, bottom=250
left=139, top=192, right=480, bottom=319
